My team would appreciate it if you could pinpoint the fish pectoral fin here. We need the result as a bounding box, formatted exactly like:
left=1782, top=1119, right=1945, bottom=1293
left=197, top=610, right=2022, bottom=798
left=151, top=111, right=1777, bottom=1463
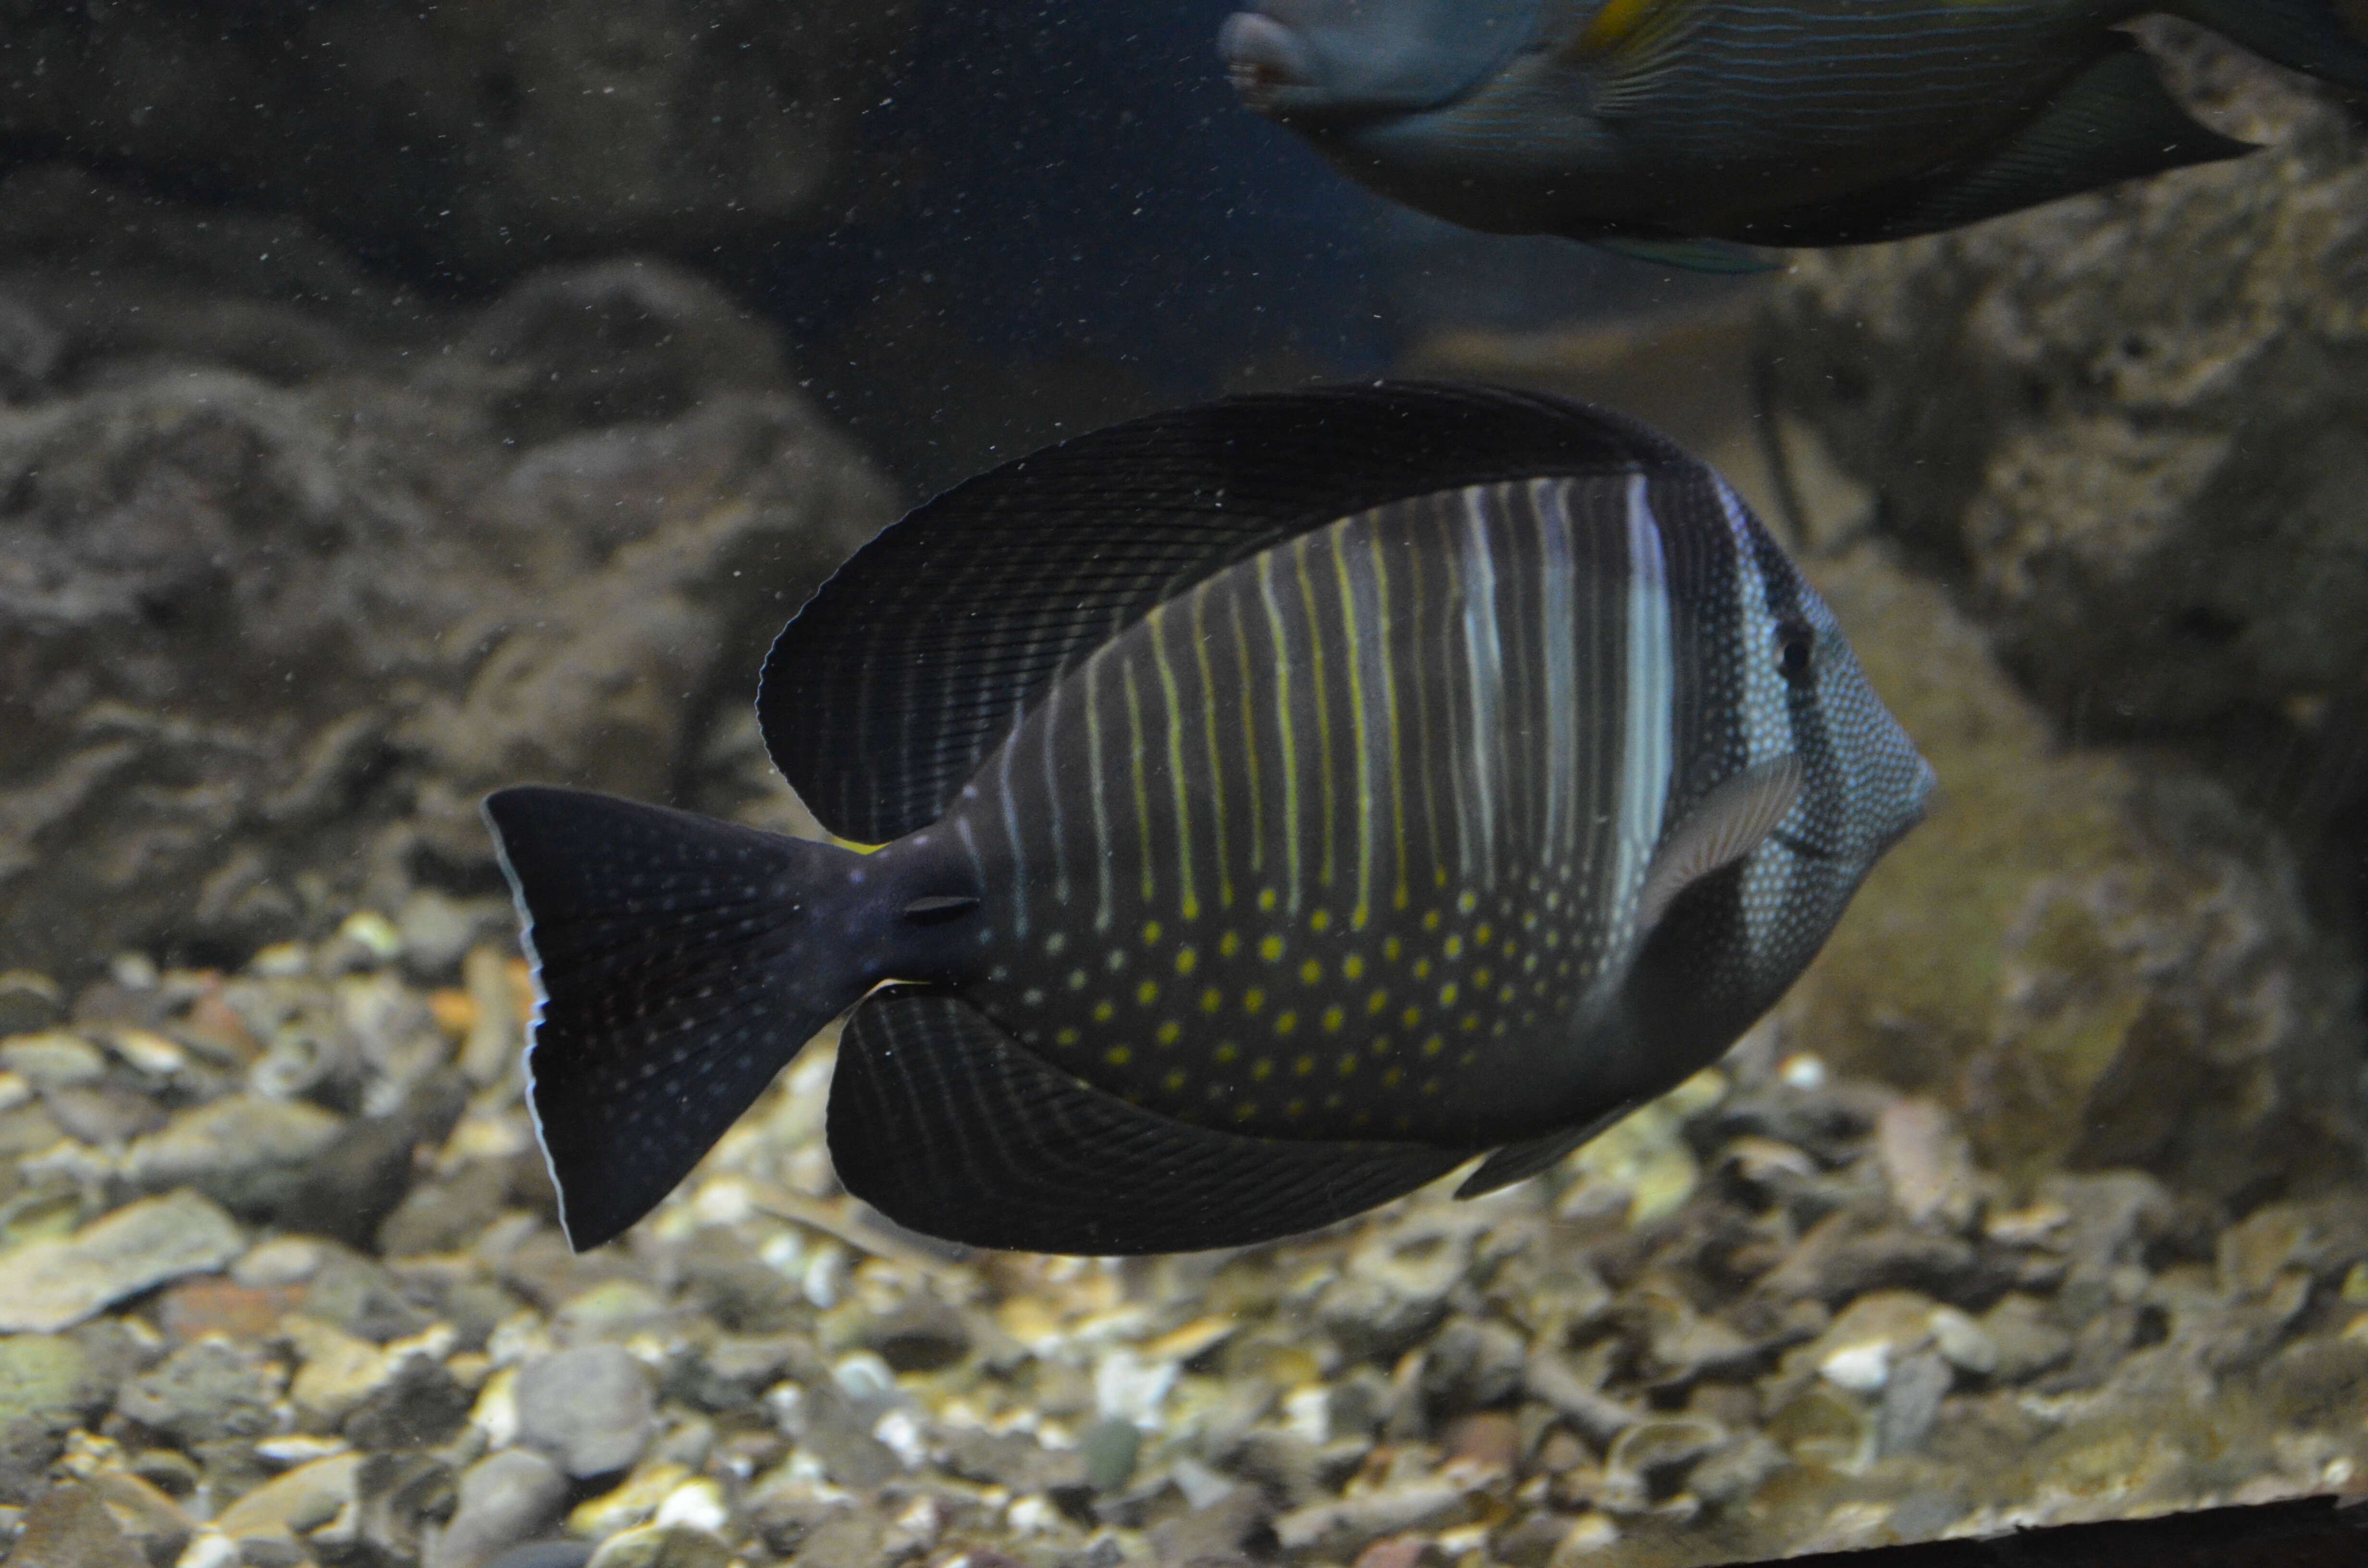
left=1767, top=40, right=2251, bottom=246
left=828, top=986, right=1472, bottom=1254
left=1589, top=236, right=1785, bottom=275
left=1455, top=1099, right=1641, bottom=1198
left=1636, top=752, right=1803, bottom=935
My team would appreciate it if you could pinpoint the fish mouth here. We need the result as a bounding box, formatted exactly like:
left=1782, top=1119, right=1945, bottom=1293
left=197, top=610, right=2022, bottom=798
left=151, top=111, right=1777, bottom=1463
left=1219, top=12, right=1317, bottom=109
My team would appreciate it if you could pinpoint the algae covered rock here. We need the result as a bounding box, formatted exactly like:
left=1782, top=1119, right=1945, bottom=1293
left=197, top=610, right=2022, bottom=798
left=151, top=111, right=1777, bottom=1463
left=1780, top=545, right=2364, bottom=1200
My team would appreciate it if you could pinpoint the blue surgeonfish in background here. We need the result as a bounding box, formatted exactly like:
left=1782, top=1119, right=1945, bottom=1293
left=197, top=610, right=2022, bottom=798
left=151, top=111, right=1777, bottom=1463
left=484, top=383, right=1932, bottom=1256
left=1219, top=0, right=2368, bottom=269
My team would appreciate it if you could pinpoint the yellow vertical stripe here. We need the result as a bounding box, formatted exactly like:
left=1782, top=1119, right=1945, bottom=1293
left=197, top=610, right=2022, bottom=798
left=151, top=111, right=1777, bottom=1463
left=1364, top=528, right=1411, bottom=914
left=1148, top=603, right=1200, bottom=920
left=1295, top=537, right=1337, bottom=893
left=1331, top=527, right=1375, bottom=931
left=1123, top=655, right=1157, bottom=907
left=1191, top=587, right=1234, bottom=911
left=1405, top=505, right=1445, bottom=886
left=1228, top=591, right=1265, bottom=877
left=1257, top=552, right=1302, bottom=914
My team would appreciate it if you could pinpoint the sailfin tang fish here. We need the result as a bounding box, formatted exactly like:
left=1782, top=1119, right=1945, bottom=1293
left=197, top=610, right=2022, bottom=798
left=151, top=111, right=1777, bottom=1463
left=485, top=383, right=1933, bottom=1256
left=1220, top=0, right=2368, bottom=257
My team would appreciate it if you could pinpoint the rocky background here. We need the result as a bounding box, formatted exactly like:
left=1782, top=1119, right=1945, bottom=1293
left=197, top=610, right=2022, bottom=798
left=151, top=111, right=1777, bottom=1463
left=0, top=0, right=913, bottom=284
left=1764, top=19, right=2368, bottom=943
left=2, top=6, right=2366, bottom=1568
left=0, top=168, right=892, bottom=983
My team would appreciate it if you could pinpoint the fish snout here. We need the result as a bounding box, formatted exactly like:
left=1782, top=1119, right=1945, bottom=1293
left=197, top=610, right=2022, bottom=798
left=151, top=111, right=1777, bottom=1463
left=1220, top=11, right=1318, bottom=109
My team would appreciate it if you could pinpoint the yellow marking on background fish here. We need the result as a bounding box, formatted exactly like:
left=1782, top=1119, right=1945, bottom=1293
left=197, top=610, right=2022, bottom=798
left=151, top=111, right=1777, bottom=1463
left=1331, top=530, right=1375, bottom=929
left=1258, top=553, right=1302, bottom=911
left=1295, top=539, right=1338, bottom=894
left=1192, top=589, right=1235, bottom=910
left=1149, top=604, right=1200, bottom=920
left=1576, top=0, right=1671, bottom=58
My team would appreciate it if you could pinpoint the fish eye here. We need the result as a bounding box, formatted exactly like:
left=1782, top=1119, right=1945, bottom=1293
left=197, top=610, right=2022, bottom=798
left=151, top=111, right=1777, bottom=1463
left=1776, top=622, right=1815, bottom=685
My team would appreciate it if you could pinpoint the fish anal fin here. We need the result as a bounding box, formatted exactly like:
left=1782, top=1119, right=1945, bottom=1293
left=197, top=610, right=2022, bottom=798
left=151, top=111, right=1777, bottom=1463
left=1455, top=1099, right=1640, bottom=1198
left=828, top=987, right=1471, bottom=1254
left=1638, top=753, right=1802, bottom=934
left=1591, top=236, right=1784, bottom=275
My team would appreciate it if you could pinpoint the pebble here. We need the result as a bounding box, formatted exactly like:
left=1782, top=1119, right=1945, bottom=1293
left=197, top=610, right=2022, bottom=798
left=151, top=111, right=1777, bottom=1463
left=0, top=1033, right=107, bottom=1089
left=0, top=1190, right=243, bottom=1332
left=1873, top=1352, right=1951, bottom=1457
left=121, top=1095, right=344, bottom=1216
left=116, top=1337, right=281, bottom=1446
left=0, top=1334, right=103, bottom=1443
left=1275, top=1482, right=1471, bottom=1557
left=210, top=1452, right=362, bottom=1544
left=514, top=1346, right=654, bottom=1478
left=583, top=1521, right=731, bottom=1568
left=6, top=1481, right=144, bottom=1568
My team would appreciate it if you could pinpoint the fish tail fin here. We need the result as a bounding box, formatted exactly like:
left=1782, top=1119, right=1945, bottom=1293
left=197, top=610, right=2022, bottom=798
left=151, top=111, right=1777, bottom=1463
left=2173, top=0, right=2368, bottom=94
left=484, top=785, right=880, bottom=1250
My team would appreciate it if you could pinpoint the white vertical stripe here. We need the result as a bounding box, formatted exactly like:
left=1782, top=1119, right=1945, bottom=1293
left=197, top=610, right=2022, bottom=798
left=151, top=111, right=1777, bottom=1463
left=1718, top=478, right=1789, bottom=772
left=1458, top=488, right=1505, bottom=889
left=1038, top=691, right=1072, bottom=908
left=997, top=721, right=1028, bottom=938
left=1534, top=478, right=1579, bottom=858
left=954, top=815, right=990, bottom=940
left=1613, top=475, right=1675, bottom=943
left=1717, top=476, right=1796, bottom=960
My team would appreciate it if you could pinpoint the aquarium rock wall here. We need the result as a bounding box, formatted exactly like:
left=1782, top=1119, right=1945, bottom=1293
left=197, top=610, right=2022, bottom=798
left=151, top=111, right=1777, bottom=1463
left=0, top=0, right=912, bottom=281
left=0, top=169, right=892, bottom=981
left=1764, top=21, right=2368, bottom=925
left=1761, top=16, right=2368, bottom=1237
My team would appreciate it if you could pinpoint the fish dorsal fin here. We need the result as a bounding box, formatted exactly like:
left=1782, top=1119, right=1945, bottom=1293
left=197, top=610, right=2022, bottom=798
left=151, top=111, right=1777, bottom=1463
left=1636, top=752, right=1802, bottom=935
left=828, top=986, right=1470, bottom=1253
left=761, top=382, right=1689, bottom=843
left=1565, top=0, right=1703, bottom=117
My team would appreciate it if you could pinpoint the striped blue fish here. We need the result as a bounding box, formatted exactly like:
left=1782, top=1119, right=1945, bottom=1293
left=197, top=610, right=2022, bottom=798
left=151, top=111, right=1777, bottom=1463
left=484, top=384, right=1932, bottom=1255
left=1219, top=0, right=2368, bottom=264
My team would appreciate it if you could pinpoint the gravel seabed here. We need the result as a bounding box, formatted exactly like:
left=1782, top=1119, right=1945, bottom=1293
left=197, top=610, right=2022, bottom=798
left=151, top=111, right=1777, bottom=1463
left=0, top=925, right=2365, bottom=1568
